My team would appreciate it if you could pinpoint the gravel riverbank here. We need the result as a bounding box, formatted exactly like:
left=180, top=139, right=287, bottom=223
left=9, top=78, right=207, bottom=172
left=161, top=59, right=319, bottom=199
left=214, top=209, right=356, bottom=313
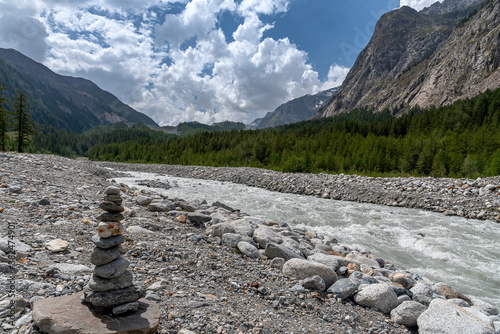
left=1, top=153, right=499, bottom=334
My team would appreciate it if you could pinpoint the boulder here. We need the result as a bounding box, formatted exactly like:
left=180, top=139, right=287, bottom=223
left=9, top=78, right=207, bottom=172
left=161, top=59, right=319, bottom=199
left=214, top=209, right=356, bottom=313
left=417, top=299, right=496, bottom=334
left=33, top=292, right=159, bottom=334
left=345, top=254, right=381, bottom=268
left=206, top=223, right=235, bottom=237
left=389, top=272, right=415, bottom=289
left=187, top=213, right=212, bottom=226
left=390, top=301, right=427, bottom=327
left=353, top=283, right=399, bottom=313
left=253, top=227, right=283, bottom=248
left=471, top=297, right=499, bottom=316
left=222, top=233, right=242, bottom=248
left=410, top=281, right=434, bottom=297
left=327, top=277, right=362, bottom=300
left=282, top=258, right=337, bottom=287
left=136, top=195, right=152, bottom=206
left=230, top=219, right=255, bottom=237
left=237, top=241, right=262, bottom=259
left=434, top=283, right=472, bottom=304
left=264, top=243, right=303, bottom=261
left=307, top=252, right=340, bottom=271
left=300, top=275, right=326, bottom=291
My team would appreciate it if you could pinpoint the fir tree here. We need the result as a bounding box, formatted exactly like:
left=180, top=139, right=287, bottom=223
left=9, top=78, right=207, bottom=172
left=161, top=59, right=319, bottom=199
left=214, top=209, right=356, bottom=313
left=0, top=83, right=9, bottom=151
left=12, top=91, right=37, bottom=153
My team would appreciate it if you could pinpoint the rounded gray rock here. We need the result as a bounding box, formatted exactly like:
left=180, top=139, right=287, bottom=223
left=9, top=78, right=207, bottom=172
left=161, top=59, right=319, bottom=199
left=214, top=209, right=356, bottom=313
left=353, top=283, right=399, bottom=314
left=88, top=270, right=134, bottom=292
left=300, top=275, right=326, bottom=291
left=417, top=299, right=496, bottom=334
left=93, top=256, right=130, bottom=279
left=307, top=252, right=340, bottom=271
left=222, top=233, right=242, bottom=248
left=253, top=227, right=283, bottom=248
left=282, top=258, right=338, bottom=287
left=390, top=300, right=427, bottom=327
left=82, top=285, right=146, bottom=307
left=237, top=241, right=262, bottom=259
left=90, top=246, right=122, bottom=266
left=206, top=223, right=236, bottom=237
left=264, top=243, right=303, bottom=261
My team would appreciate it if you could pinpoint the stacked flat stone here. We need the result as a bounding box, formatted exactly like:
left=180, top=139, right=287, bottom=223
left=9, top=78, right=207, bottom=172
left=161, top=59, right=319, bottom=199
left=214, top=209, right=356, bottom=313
left=82, top=186, right=145, bottom=315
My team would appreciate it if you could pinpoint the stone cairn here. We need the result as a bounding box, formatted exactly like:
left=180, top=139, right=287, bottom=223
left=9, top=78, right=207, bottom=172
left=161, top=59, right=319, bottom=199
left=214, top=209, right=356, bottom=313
left=82, top=186, right=145, bottom=315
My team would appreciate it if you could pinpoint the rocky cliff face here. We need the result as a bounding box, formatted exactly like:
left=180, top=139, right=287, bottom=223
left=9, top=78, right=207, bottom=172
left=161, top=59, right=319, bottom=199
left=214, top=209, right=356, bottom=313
left=316, top=0, right=498, bottom=118
left=421, top=0, right=483, bottom=15
left=249, top=87, right=339, bottom=129
left=0, top=48, right=157, bottom=132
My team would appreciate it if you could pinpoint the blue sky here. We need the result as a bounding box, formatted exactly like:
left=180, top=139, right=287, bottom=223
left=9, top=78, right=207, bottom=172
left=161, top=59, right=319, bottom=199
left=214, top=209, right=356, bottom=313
left=0, top=0, right=440, bottom=125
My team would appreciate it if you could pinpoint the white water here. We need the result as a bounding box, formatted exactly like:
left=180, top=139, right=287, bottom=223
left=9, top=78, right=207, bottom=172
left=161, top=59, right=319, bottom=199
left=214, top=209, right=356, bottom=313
left=114, top=171, right=500, bottom=308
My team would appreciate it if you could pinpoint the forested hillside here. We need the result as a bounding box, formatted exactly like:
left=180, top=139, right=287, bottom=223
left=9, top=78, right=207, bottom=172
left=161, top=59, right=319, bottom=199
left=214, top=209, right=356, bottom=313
left=66, top=87, right=500, bottom=178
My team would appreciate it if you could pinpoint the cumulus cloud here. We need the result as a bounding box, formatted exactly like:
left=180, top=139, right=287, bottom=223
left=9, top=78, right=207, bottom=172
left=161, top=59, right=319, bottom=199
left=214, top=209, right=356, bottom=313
left=400, top=0, right=442, bottom=10
left=321, top=64, right=350, bottom=91
left=0, top=14, right=48, bottom=62
left=1, top=0, right=349, bottom=125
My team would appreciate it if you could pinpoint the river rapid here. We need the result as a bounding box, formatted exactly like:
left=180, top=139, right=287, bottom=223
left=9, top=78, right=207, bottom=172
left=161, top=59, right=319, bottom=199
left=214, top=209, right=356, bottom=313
left=113, top=171, right=500, bottom=309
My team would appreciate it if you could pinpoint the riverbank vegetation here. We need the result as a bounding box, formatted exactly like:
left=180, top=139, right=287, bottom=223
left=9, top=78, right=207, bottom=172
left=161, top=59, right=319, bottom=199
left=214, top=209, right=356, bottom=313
left=27, top=87, right=500, bottom=178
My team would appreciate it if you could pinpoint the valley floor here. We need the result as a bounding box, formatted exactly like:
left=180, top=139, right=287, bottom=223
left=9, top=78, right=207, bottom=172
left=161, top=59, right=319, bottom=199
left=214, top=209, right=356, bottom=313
left=1, top=153, right=499, bottom=333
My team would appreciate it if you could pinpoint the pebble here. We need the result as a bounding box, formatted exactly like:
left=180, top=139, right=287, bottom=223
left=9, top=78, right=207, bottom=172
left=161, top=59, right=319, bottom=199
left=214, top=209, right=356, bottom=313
left=45, top=239, right=70, bottom=253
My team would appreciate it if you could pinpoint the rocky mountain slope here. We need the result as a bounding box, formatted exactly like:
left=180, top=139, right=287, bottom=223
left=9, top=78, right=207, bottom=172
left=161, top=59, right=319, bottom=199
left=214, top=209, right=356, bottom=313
left=249, top=87, right=338, bottom=129
left=0, top=48, right=158, bottom=132
left=316, top=0, right=498, bottom=118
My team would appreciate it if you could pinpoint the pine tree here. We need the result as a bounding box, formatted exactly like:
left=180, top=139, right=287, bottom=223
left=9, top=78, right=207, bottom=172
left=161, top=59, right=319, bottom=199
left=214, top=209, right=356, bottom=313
left=12, top=91, right=36, bottom=153
left=0, top=83, right=9, bottom=151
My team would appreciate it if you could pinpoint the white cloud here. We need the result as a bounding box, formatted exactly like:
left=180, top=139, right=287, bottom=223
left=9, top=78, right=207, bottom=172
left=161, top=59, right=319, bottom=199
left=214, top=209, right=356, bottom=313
left=0, top=14, right=48, bottom=62
left=321, top=64, right=350, bottom=91
left=155, top=0, right=236, bottom=48
left=400, top=0, right=442, bottom=11
left=238, top=0, right=289, bottom=16
left=0, top=0, right=348, bottom=126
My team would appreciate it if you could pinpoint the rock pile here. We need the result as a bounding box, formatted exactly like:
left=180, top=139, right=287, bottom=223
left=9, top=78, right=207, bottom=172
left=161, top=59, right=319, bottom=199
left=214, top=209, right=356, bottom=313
left=82, top=186, right=145, bottom=315
left=204, top=219, right=499, bottom=333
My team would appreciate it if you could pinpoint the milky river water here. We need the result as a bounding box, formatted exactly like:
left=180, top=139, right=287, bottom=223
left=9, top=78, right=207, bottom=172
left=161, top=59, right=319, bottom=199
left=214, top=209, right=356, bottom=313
left=113, top=171, right=500, bottom=308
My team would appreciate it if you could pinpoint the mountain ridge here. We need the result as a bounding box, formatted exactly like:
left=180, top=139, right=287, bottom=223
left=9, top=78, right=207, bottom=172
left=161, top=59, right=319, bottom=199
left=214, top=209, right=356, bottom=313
left=249, top=87, right=339, bottom=129
left=315, top=0, right=498, bottom=118
left=0, top=48, right=158, bottom=132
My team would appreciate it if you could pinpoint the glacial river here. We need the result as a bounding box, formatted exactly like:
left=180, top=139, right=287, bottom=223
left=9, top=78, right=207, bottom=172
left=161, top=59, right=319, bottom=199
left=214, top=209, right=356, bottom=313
left=113, top=171, right=500, bottom=309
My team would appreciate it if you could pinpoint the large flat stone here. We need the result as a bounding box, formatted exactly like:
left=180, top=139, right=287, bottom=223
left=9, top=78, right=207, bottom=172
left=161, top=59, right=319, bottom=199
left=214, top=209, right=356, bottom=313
left=32, top=292, right=160, bottom=334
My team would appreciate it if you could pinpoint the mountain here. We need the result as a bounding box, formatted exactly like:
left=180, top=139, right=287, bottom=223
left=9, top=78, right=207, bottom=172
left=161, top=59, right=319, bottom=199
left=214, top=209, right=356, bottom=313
left=249, top=87, right=339, bottom=129
left=421, top=0, right=483, bottom=15
left=0, top=48, right=158, bottom=132
left=315, top=0, right=498, bottom=118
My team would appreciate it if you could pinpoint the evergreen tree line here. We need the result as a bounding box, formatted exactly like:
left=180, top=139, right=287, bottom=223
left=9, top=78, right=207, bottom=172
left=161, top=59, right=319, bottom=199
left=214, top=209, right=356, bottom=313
left=29, top=87, right=500, bottom=178
left=0, top=83, right=37, bottom=153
